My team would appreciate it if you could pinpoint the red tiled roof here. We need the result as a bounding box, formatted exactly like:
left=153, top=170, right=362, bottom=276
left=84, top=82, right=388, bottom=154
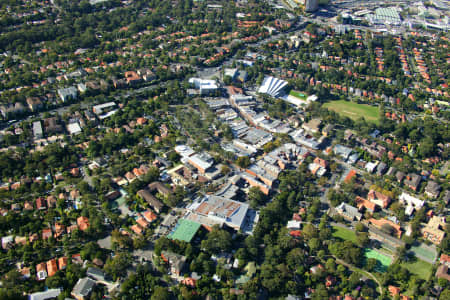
left=77, top=216, right=89, bottom=231
left=46, top=259, right=58, bottom=277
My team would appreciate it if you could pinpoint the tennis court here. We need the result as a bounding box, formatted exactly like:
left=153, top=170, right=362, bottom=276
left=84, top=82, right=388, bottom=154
left=410, top=244, right=437, bottom=263
left=365, top=249, right=392, bottom=272
left=168, top=219, right=201, bottom=243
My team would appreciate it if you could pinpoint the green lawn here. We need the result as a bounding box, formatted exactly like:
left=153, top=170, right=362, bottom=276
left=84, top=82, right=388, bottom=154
left=401, top=259, right=432, bottom=280
left=332, top=226, right=357, bottom=243
left=289, top=90, right=307, bottom=100
left=322, top=100, right=380, bottom=124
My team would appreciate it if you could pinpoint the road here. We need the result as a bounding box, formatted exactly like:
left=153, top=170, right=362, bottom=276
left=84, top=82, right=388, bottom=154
left=334, top=256, right=383, bottom=296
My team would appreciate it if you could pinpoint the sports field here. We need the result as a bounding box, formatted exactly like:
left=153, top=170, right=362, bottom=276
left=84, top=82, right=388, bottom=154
left=364, top=249, right=392, bottom=272
left=168, top=219, right=201, bottom=243
left=401, top=259, right=432, bottom=280
left=322, top=100, right=380, bottom=124
left=332, top=226, right=357, bottom=243
left=289, top=90, right=307, bottom=100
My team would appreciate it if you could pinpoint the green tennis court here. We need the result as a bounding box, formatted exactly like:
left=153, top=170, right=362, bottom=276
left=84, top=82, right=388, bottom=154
left=168, top=219, right=201, bottom=243
left=410, top=244, right=436, bottom=262
left=365, top=249, right=392, bottom=272
left=289, top=90, right=307, bottom=100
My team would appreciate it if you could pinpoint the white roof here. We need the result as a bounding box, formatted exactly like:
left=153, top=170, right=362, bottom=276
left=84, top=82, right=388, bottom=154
left=67, top=122, right=82, bottom=135
left=399, top=192, right=424, bottom=207
left=287, top=220, right=301, bottom=229
left=189, top=195, right=249, bottom=229
left=258, top=76, right=288, bottom=98
left=189, top=78, right=218, bottom=90
left=175, top=145, right=196, bottom=158
left=1, top=235, right=13, bottom=245
left=188, top=154, right=214, bottom=171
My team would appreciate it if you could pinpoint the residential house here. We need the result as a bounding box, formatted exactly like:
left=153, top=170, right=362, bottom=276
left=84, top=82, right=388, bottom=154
left=58, top=257, right=68, bottom=270
left=367, top=190, right=391, bottom=209
left=33, top=121, right=43, bottom=139
left=0, top=103, right=26, bottom=118
left=396, top=171, right=405, bottom=183
left=136, top=217, right=149, bottom=229
left=124, top=171, right=136, bottom=183
left=43, top=117, right=63, bottom=134
left=425, top=181, right=441, bottom=198
left=137, top=189, right=164, bottom=213
left=46, top=259, right=58, bottom=277
left=399, top=192, right=424, bottom=216
left=143, top=210, right=157, bottom=223
left=77, top=216, right=89, bottom=231
left=26, top=97, right=43, bottom=112
left=404, top=173, right=421, bottom=191
left=440, top=254, right=450, bottom=267
left=161, top=251, right=186, bottom=276
left=334, top=144, right=353, bottom=160
left=436, top=265, right=450, bottom=282
left=131, top=224, right=143, bottom=235
left=36, top=262, right=47, bottom=281
left=86, top=267, right=107, bottom=282
left=302, top=118, right=321, bottom=134
left=71, top=277, right=96, bottom=300
left=355, top=196, right=378, bottom=213
left=1, top=235, right=13, bottom=249
left=344, top=169, right=357, bottom=183
left=389, top=286, right=401, bottom=297
left=47, top=195, right=57, bottom=208
left=42, top=228, right=52, bottom=240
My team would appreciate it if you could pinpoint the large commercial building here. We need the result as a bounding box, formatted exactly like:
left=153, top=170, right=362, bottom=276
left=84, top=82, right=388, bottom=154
left=186, top=195, right=249, bottom=230
left=258, top=76, right=288, bottom=98
left=188, top=78, right=219, bottom=95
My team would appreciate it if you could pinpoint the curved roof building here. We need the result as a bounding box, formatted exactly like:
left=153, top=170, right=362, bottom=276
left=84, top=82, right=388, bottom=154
left=258, top=76, right=288, bottom=98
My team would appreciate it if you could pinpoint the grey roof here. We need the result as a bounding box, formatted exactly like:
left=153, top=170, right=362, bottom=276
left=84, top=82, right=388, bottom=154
left=334, top=144, right=352, bottom=159
left=376, top=162, right=387, bottom=175
left=336, top=202, right=362, bottom=220
left=386, top=167, right=396, bottom=176
left=72, top=277, right=95, bottom=298
left=137, top=189, right=164, bottom=212
left=86, top=266, right=106, bottom=281
left=29, top=288, right=61, bottom=300
left=404, top=173, right=421, bottom=188
left=161, top=251, right=186, bottom=272
left=425, top=181, right=441, bottom=194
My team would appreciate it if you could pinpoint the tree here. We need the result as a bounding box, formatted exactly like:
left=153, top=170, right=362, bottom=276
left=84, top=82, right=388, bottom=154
left=365, top=258, right=377, bottom=272
left=151, top=286, right=171, bottom=300
left=200, top=225, right=232, bottom=253
left=104, top=253, right=132, bottom=280
left=249, top=186, right=267, bottom=208
left=356, top=232, right=369, bottom=247
left=440, top=289, right=450, bottom=300
left=220, top=165, right=231, bottom=175
left=236, top=156, right=251, bottom=168
left=308, top=238, right=321, bottom=252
